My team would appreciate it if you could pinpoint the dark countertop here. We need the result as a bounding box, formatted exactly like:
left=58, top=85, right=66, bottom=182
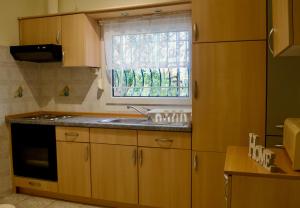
left=8, top=115, right=192, bottom=132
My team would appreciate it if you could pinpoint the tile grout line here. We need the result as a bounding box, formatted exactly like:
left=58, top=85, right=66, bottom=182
left=43, top=199, right=57, bottom=208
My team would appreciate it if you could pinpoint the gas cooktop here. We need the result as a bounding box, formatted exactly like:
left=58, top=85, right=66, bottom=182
left=24, top=114, right=73, bottom=121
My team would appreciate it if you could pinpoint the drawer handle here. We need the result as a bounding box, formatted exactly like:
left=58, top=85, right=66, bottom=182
left=65, top=132, right=79, bottom=141
left=155, top=138, right=173, bottom=143
left=28, top=181, right=41, bottom=187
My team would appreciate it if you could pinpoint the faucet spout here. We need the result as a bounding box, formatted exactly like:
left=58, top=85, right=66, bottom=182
left=127, top=105, right=150, bottom=119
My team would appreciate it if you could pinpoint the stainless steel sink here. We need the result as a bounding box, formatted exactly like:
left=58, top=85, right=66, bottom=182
left=96, top=117, right=188, bottom=126
left=97, top=118, right=148, bottom=124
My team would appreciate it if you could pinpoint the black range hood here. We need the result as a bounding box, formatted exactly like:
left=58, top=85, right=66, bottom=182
left=10, top=44, right=62, bottom=63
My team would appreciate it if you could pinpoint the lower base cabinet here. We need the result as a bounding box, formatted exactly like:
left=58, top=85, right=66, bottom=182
left=56, top=141, right=91, bottom=197
left=138, top=147, right=191, bottom=208
left=91, top=143, right=138, bottom=204
left=229, top=176, right=300, bottom=208
left=192, top=151, right=226, bottom=208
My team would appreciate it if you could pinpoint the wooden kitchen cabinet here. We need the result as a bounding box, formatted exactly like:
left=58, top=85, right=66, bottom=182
left=224, top=146, right=300, bottom=208
left=91, top=143, right=138, bottom=204
left=192, top=0, right=266, bottom=42
left=192, top=41, right=266, bottom=152
left=19, top=16, right=61, bottom=45
left=192, top=151, right=226, bottom=208
left=271, top=0, right=300, bottom=56
left=56, top=141, right=91, bottom=197
left=138, top=147, right=191, bottom=208
left=62, top=14, right=100, bottom=67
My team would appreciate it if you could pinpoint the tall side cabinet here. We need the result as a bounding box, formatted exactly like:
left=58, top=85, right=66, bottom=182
left=191, top=0, right=267, bottom=207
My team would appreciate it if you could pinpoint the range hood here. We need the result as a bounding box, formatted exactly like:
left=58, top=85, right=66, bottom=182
left=10, top=44, right=62, bottom=63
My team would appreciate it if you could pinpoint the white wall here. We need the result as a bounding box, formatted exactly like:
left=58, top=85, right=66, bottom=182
left=0, top=0, right=47, bottom=46
left=58, top=0, right=186, bottom=13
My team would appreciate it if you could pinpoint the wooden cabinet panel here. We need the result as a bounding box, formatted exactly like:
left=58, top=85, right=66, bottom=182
left=19, top=16, right=61, bottom=45
left=272, top=0, right=293, bottom=56
left=91, top=144, right=138, bottom=204
left=56, top=142, right=91, bottom=197
left=192, top=151, right=226, bottom=208
left=62, top=14, right=100, bottom=67
left=56, top=127, right=89, bottom=142
left=231, top=176, right=300, bottom=208
left=192, top=0, right=266, bottom=42
left=14, top=176, right=58, bottom=193
left=138, top=147, right=191, bottom=208
left=90, top=128, right=137, bottom=145
left=192, top=41, right=266, bottom=152
left=271, top=0, right=300, bottom=56
left=138, top=131, right=191, bottom=149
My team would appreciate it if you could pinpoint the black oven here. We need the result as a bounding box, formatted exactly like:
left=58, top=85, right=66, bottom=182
left=11, top=124, right=57, bottom=181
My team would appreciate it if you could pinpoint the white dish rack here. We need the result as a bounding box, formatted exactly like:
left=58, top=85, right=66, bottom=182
left=148, top=109, right=192, bottom=124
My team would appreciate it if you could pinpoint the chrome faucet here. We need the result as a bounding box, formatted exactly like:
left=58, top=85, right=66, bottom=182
left=127, top=105, right=151, bottom=119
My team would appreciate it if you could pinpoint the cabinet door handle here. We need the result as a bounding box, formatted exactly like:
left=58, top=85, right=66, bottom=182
left=275, top=124, right=284, bottom=129
left=132, top=149, right=137, bottom=166
left=139, top=149, right=143, bottom=167
left=224, top=174, right=231, bottom=208
left=193, top=23, right=198, bottom=42
left=85, top=145, right=90, bottom=162
left=56, top=31, right=60, bottom=44
left=268, top=28, right=274, bottom=55
left=193, top=153, right=198, bottom=171
left=193, top=81, right=198, bottom=99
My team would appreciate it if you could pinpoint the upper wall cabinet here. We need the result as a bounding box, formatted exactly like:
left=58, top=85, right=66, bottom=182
left=19, top=16, right=61, bottom=45
left=19, top=14, right=100, bottom=67
left=62, top=14, right=100, bottom=67
left=192, top=0, right=266, bottom=42
left=271, top=0, right=300, bottom=56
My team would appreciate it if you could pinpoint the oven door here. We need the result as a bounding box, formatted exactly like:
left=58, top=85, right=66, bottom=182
left=11, top=124, right=57, bottom=181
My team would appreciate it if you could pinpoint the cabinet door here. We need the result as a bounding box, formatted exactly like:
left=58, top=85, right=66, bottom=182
left=19, top=16, right=61, bottom=45
left=271, top=0, right=293, bottom=56
left=192, top=151, right=226, bottom=208
left=192, top=42, right=266, bottom=152
left=138, top=148, right=191, bottom=208
left=231, top=176, right=300, bottom=208
left=91, top=144, right=138, bottom=204
left=62, top=14, right=100, bottom=67
left=56, top=142, right=91, bottom=197
left=192, top=0, right=266, bottom=42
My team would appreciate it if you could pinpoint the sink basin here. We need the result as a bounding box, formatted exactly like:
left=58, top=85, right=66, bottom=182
left=96, top=117, right=189, bottom=127
left=97, top=118, right=148, bottom=124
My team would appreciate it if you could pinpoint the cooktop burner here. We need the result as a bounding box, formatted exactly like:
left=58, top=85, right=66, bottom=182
left=25, top=114, right=73, bottom=121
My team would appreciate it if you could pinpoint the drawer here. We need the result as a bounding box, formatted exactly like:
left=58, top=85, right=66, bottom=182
left=56, top=127, right=89, bottom=142
left=90, top=128, right=137, bottom=145
left=138, top=131, right=191, bottom=149
left=14, top=176, right=58, bottom=192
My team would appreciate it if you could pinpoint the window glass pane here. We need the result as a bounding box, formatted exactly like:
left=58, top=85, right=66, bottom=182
left=111, top=31, right=191, bottom=98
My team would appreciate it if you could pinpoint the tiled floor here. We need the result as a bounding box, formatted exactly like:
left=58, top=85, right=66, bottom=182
left=0, top=194, right=107, bottom=208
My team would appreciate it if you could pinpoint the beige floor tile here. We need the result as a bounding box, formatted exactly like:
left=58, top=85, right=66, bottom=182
left=0, top=194, right=29, bottom=205
left=15, top=196, right=55, bottom=208
left=47, top=201, right=81, bottom=208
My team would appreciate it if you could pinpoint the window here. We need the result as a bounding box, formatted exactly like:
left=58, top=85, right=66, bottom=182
left=103, top=13, right=191, bottom=98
